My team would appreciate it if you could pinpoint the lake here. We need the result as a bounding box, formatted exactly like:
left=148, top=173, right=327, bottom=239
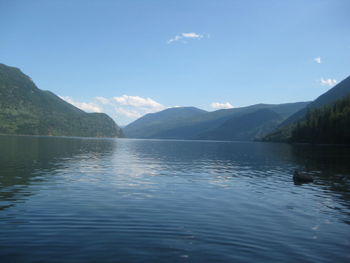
left=0, top=135, right=350, bottom=263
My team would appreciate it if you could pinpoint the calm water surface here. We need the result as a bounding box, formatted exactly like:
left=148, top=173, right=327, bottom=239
left=0, top=135, right=350, bottom=262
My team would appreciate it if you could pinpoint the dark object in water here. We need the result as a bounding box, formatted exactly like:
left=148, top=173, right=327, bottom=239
left=293, top=170, right=314, bottom=183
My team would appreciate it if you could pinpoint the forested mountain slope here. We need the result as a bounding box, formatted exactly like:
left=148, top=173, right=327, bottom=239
left=0, top=63, right=123, bottom=137
left=263, top=75, right=350, bottom=142
left=124, top=102, right=309, bottom=141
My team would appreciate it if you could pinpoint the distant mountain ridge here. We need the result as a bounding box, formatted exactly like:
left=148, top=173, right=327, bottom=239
left=0, top=63, right=123, bottom=137
left=197, top=108, right=283, bottom=141
left=124, top=107, right=207, bottom=138
left=124, top=102, right=309, bottom=141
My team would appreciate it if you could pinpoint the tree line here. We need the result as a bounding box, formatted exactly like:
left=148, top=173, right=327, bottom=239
left=290, top=94, right=350, bottom=144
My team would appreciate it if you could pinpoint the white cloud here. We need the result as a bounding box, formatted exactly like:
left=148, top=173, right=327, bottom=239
left=210, top=102, right=234, bottom=110
left=320, top=78, right=337, bottom=86
left=314, top=57, right=322, bottom=64
left=112, top=95, right=164, bottom=109
left=110, top=95, right=166, bottom=120
left=167, top=32, right=206, bottom=44
left=60, top=96, right=102, bottom=113
left=95, top=96, right=110, bottom=104
left=114, top=107, right=142, bottom=119
left=59, top=94, right=169, bottom=125
left=182, top=32, right=202, bottom=38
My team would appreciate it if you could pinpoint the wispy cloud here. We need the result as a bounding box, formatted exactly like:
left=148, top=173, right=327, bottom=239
left=110, top=95, right=166, bottom=119
left=60, top=94, right=167, bottom=125
left=60, top=96, right=102, bottom=113
left=112, top=95, right=164, bottom=109
left=210, top=102, right=234, bottom=110
left=314, top=57, right=322, bottom=64
left=95, top=96, right=110, bottom=105
left=320, top=78, right=337, bottom=86
left=114, top=107, right=143, bottom=119
left=167, top=32, right=208, bottom=44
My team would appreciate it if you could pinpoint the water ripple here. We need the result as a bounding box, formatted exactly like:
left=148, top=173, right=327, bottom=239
left=0, top=137, right=350, bottom=262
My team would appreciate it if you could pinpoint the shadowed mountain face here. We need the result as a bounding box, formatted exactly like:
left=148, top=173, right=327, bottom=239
left=281, top=75, right=350, bottom=127
left=263, top=75, right=350, bottom=142
left=124, top=102, right=309, bottom=141
left=0, top=63, right=123, bottom=137
left=123, top=107, right=208, bottom=138
left=196, top=108, right=283, bottom=141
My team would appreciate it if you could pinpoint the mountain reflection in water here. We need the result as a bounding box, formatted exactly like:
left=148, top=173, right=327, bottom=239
left=0, top=135, right=349, bottom=263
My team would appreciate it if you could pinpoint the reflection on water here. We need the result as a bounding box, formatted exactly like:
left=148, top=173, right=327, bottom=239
left=0, top=135, right=350, bottom=262
left=291, top=143, right=350, bottom=174
left=290, top=144, right=350, bottom=224
left=0, top=135, right=115, bottom=210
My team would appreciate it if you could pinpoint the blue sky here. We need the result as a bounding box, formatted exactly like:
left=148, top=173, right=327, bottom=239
left=1, top=0, right=349, bottom=125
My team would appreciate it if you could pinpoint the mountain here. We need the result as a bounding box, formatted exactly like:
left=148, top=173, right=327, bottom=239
left=263, top=75, right=350, bottom=142
left=124, top=102, right=309, bottom=141
left=197, top=108, right=283, bottom=141
left=289, top=94, right=350, bottom=144
left=0, top=63, right=123, bottom=137
left=123, top=107, right=207, bottom=138
left=282, top=76, right=350, bottom=126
